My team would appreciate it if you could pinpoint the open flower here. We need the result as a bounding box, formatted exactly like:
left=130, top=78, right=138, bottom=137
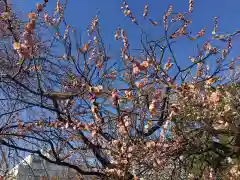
left=140, top=61, right=150, bottom=71
left=209, top=91, right=221, bottom=104
left=149, top=103, right=156, bottom=114
left=135, top=81, right=145, bottom=88
left=90, top=85, right=103, bottom=96
left=229, top=165, right=240, bottom=178
left=164, top=58, right=173, bottom=71
left=13, top=42, right=21, bottom=50
left=17, top=44, right=31, bottom=59
left=224, top=104, right=231, bottom=112
left=124, top=90, right=133, bottom=100
left=28, top=12, right=37, bottom=20
left=149, top=99, right=159, bottom=114
left=213, top=120, right=229, bottom=130
left=133, top=63, right=140, bottom=75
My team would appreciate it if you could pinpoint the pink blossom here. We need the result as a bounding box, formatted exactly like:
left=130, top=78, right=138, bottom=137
left=128, top=146, right=134, bottom=152
left=44, top=13, right=51, bottom=24
left=149, top=103, right=156, bottom=114
left=23, top=32, right=35, bottom=46
left=133, top=63, right=140, bottom=75
left=18, top=44, right=31, bottom=59
left=209, top=92, right=221, bottom=104
left=111, top=90, right=119, bottom=99
left=135, top=81, right=145, bottom=88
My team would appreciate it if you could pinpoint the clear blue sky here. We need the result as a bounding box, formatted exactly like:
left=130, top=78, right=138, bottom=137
left=13, top=0, right=240, bottom=61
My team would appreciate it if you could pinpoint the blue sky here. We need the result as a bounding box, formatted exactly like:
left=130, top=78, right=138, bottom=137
left=12, top=0, right=240, bottom=61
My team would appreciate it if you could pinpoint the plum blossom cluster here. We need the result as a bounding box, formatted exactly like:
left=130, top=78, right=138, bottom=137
left=43, top=0, right=64, bottom=27
left=13, top=0, right=53, bottom=60
left=2, top=0, right=240, bottom=179
left=104, top=134, right=184, bottom=179
left=121, top=0, right=137, bottom=25
left=163, top=5, right=173, bottom=31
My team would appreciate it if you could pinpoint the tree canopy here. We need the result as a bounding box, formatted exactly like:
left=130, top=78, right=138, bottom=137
left=0, top=0, right=240, bottom=179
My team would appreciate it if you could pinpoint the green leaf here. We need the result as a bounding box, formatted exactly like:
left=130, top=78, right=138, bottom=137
left=69, top=73, right=75, bottom=80
left=93, top=101, right=98, bottom=106
left=19, top=58, right=24, bottom=65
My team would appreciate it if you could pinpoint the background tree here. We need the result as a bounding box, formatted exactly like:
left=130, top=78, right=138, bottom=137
left=0, top=0, right=240, bottom=179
